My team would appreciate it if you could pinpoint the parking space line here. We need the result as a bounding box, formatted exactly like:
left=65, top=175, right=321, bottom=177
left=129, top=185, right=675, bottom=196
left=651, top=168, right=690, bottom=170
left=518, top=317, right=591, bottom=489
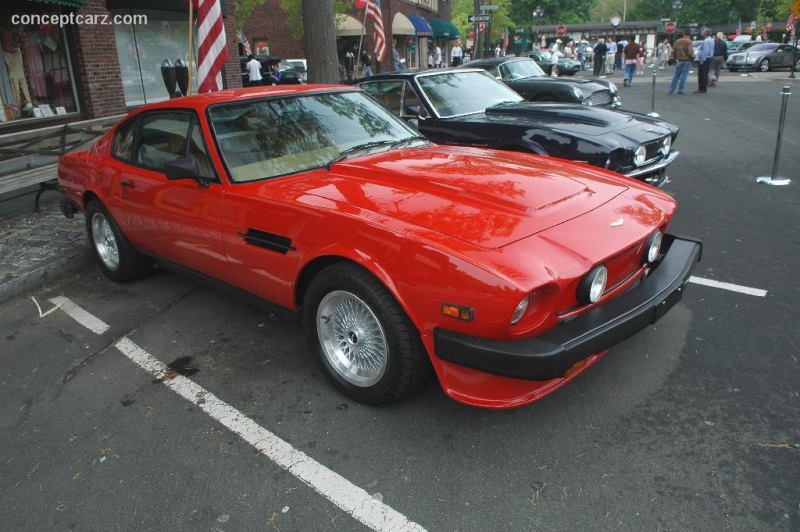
left=49, top=296, right=110, bottom=334
left=688, top=276, right=768, bottom=297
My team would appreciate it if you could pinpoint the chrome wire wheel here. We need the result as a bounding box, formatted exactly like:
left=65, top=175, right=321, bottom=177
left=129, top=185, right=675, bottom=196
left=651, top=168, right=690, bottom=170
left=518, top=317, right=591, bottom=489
left=316, top=290, right=388, bottom=387
left=91, top=212, right=120, bottom=271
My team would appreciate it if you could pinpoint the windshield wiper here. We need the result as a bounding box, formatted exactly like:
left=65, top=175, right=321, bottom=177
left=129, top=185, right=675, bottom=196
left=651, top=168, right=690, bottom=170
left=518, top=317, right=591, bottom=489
left=326, top=137, right=427, bottom=169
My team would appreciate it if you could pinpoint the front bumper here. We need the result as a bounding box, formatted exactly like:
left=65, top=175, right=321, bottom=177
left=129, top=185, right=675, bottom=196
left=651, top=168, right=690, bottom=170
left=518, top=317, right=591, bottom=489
left=434, top=234, right=702, bottom=381
left=623, top=150, right=680, bottom=188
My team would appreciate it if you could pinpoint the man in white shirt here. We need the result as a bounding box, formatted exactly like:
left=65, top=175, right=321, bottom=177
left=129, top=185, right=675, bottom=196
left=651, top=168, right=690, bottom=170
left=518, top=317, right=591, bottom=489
left=550, top=39, right=561, bottom=77
left=606, top=39, right=617, bottom=74
left=245, top=55, right=262, bottom=86
left=451, top=39, right=464, bottom=67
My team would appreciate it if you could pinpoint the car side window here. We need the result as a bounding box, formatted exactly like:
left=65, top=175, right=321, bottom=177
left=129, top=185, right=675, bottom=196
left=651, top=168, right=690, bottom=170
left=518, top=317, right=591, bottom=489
left=485, top=65, right=501, bottom=78
left=111, top=117, right=139, bottom=163
left=361, top=81, right=404, bottom=114
left=188, top=121, right=217, bottom=180
left=134, top=113, right=192, bottom=170
left=401, top=83, right=427, bottom=119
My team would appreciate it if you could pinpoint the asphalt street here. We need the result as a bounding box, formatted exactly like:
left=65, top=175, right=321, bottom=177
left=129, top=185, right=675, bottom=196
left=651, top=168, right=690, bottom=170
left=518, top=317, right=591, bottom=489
left=1, top=66, right=799, bottom=531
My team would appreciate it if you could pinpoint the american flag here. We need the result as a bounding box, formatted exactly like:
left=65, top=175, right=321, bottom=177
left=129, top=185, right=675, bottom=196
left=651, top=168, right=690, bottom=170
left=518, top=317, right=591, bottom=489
left=197, top=0, right=228, bottom=93
left=501, top=28, right=509, bottom=53
left=367, top=0, right=386, bottom=62
left=240, top=29, right=252, bottom=56
left=788, top=13, right=797, bottom=41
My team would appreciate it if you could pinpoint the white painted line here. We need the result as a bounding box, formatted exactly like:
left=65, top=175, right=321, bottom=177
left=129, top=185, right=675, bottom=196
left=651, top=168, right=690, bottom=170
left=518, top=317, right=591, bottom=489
left=112, top=335, right=426, bottom=532
left=49, top=296, right=110, bottom=334
left=688, top=276, right=768, bottom=297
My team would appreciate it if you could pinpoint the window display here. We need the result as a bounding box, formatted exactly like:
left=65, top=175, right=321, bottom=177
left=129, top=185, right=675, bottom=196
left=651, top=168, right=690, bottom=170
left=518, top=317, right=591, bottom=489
left=0, top=21, right=79, bottom=124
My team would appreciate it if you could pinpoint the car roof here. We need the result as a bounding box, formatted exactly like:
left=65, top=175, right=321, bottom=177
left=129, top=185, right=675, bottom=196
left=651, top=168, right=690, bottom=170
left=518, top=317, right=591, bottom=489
left=466, top=56, right=528, bottom=66
left=358, top=68, right=486, bottom=82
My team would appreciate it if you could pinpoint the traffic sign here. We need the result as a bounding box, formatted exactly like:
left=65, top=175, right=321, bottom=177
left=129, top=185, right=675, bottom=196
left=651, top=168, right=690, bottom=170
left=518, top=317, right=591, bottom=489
left=665, top=21, right=676, bottom=33
left=468, top=14, right=491, bottom=23
left=556, top=25, right=567, bottom=37
left=480, top=4, right=500, bottom=11
left=792, top=0, right=800, bottom=17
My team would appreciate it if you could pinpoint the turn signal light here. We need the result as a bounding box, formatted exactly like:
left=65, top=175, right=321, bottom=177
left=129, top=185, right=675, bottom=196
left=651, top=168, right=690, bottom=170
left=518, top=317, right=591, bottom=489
left=441, top=303, right=474, bottom=321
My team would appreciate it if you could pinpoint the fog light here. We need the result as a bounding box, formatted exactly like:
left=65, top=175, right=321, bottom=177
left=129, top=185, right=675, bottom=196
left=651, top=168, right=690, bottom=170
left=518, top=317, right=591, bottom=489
left=577, top=265, right=607, bottom=305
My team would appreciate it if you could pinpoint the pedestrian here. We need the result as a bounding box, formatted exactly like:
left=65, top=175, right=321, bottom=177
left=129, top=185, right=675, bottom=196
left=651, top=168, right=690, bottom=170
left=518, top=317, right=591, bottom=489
left=360, top=51, right=374, bottom=78
left=550, top=39, right=561, bottom=77
left=605, top=38, right=617, bottom=74
left=427, top=49, right=434, bottom=69
left=668, top=29, right=694, bottom=94
left=658, top=39, right=672, bottom=69
left=623, top=38, right=640, bottom=86
left=577, top=39, right=587, bottom=70
left=451, top=39, right=464, bottom=67
left=695, top=29, right=714, bottom=93
left=434, top=44, right=442, bottom=68
left=392, top=44, right=403, bottom=71
left=709, top=32, right=728, bottom=87
left=616, top=37, right=627, bottom=70
left=593, top=37, right=607, bottom=77
left=245, top=54, right=262, bottom=86
left=637, top=43, right=647, bottom=74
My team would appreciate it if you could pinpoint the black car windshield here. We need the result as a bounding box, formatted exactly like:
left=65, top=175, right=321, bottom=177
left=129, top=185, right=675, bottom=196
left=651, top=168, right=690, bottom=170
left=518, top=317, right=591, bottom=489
left=417, top=70, right=523, bottom=118
left=209, top=91, right=420, bottom=182
left=501, top=59, right=547, bottom=79
left=747, top=43, right=777, bottom=52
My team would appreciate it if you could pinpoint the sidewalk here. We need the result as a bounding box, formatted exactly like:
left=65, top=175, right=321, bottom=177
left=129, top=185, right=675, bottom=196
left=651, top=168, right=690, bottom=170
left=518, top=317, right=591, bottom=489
left=0, top=190, right=90, bottom=303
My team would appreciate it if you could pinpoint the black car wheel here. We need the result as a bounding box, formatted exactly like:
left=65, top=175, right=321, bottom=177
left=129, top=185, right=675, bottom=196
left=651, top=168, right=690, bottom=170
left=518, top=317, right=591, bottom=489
left=759, top=59, right=770, bottom=72
left=302, top=262, right=432, bottom=405
left=85, top=199, right=152, bottom=282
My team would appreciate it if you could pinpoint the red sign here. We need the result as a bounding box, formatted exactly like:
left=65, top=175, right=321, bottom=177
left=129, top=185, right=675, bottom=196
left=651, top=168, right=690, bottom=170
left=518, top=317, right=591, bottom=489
left=665, top=21, right=676, bottom=33
left=556, top=25, right=567, bottom=37
left=766, top=22, right=773, bottom=31
left=354, top=0, right=367, bottom=9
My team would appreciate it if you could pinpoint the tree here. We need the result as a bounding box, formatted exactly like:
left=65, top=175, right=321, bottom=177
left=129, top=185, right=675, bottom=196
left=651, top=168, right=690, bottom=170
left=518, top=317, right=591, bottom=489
left=233, top=0, right=267, bottom=31
left=300, top=0, right=339, bottom=83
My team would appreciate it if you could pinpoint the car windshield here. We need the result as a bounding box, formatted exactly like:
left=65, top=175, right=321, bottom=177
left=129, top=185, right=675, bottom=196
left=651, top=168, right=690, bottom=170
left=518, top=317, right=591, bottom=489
left=208, top=91, right=421, bottom=182
left=501, top=59, right=547, bottom=79
left=748, top=43, right=777, bottom=52
left=416, top=70, right=523, bottom=117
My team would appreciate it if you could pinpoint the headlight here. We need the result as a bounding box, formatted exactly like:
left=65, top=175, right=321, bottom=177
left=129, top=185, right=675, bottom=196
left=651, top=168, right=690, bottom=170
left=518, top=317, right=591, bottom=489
left=577, top=265, right=607, bottom=305
left=608, top=82, right=618, bottom=93
left=572, top=87, right=584, bottom=100
left=660, top=137, right=671, bottom=156
left=633, top=145, right=647, bottom=166
left=644, top=231, right=663, bottom=264
left=510, top=294, right=530, bottom=325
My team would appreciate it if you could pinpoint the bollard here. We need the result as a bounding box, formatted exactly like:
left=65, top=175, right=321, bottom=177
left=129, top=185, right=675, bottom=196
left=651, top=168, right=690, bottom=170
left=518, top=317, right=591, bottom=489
left=755, top=86, right=792, bottom=186
left=647, top=69, right=659, bottom=117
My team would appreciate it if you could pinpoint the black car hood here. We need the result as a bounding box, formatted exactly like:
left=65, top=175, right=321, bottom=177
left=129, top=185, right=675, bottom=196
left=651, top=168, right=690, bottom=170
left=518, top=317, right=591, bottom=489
left=483, top=103, right=674, bottom=137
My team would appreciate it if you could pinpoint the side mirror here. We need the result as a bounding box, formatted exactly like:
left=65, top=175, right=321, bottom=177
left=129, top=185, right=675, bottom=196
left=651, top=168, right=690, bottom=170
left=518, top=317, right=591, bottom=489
left=404, top=105, right=421, bottom=117
left=162, top=157, right=211, bottom=188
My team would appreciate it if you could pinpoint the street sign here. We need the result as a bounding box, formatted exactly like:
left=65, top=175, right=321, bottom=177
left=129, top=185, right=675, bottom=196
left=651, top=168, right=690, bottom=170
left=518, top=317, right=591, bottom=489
left=481, top=4, right=500, bottom=10
left=556, top=25, right=567, bottom=37
left=792, top=0, right=800, bottom=17
left=468, top=14, right=491, bottom=23
left=665, top=21, right=676, bottom=33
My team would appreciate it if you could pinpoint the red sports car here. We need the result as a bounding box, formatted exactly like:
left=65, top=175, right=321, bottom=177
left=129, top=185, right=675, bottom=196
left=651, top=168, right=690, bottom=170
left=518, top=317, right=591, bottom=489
left=57, top=85, right=701, bottom=409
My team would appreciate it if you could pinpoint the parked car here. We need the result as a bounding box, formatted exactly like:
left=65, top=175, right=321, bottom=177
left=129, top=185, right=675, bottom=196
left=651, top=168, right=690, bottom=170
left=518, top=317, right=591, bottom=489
left=56, top=85, right=701, bottom=409
left=285, top=58, right=307, bottom=76
left=465, top=56, right=621, bottom=108
left=239, top=55, right=306, bottom=85
left=521, top=50, right=582, bottom=76
left=726, top=43, right=800, bottom=72
left=726, top=40, right=756, bottom=55
left=357, top=69, right=679, bottom=187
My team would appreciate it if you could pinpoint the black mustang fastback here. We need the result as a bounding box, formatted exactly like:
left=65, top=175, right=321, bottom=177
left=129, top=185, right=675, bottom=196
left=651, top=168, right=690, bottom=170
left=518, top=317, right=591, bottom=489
left=358, top=69, right=679, bottom=187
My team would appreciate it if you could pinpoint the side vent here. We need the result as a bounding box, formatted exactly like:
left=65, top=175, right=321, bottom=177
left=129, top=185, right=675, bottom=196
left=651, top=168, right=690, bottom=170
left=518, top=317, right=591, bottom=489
left=238, top=229, right=296, bottom=254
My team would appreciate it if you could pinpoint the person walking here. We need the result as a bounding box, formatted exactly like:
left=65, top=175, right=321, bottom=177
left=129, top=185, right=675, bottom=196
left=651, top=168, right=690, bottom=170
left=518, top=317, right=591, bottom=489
left=623, top=38, right=641, bottom=86
left=708, top=32, right=728, bottom=87
left=577, top=39, right=587, bottom=70
left=637, top=43, right=647, bottom=74
left=593, top=37, right=607, bottom=77
left=668, top=29, right=694, bottom=94
left=434, top=44, right=442, bottom=68
left=360, top=51, right=374, bottom=78
left=245, top=54, right=262, bottom=86
left=658, top=39, right=672, bottom=69
left=694, top=30, right=714, bottom=93
left=451, top=39, right=464, bottom=67
left=550, top=39, right=561, bottom=77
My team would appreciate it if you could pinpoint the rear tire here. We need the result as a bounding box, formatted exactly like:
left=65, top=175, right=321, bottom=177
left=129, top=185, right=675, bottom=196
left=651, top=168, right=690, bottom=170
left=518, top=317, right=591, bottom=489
left=302, top=262, right=431, bottom=405
left=85, top=199, right=152, bottom=282
left=759, top=59, right=770, bottom=72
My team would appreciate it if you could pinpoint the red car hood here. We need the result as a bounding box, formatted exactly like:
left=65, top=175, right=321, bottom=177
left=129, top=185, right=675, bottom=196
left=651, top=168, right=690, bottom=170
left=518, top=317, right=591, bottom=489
left=290, top=146, right=632, bottom=249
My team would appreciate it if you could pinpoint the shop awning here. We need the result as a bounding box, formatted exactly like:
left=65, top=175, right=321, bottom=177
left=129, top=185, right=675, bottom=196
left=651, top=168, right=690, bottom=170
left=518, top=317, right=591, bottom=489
left=336, top=15, right=364, bottom=37
left=409, top=15, right=433, bottom=36
left=30, top=0, right=85, bottom=6
left=430, top=18, right=460, bottom=39
left=392, top=13, right=415, bottom=36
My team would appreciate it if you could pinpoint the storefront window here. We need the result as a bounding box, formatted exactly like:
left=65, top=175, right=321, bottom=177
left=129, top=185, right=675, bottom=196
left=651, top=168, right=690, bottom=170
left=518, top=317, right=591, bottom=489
left=0, top=11, right=79, bottom=125
left=113, top=9, right=197, bottom=107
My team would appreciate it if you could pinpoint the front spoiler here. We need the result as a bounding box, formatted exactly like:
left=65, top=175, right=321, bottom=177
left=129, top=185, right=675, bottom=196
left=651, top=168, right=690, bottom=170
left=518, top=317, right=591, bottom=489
left=433, top=234, right=702, bottom=381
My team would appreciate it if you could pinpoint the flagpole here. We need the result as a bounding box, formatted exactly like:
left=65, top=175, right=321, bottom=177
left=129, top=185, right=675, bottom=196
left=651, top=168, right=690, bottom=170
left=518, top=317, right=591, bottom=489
left=187, top=0, right=194, bottom=96
left=356, top=2, right=370, bottom=75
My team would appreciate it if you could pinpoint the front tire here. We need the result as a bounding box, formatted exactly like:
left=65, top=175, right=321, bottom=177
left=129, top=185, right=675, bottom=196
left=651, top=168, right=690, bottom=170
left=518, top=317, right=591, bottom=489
left=302, top=262, right=431, bottom=405
left=85, top=199, right=152, bottom=282
left=759, top=59, right=770, bottom=72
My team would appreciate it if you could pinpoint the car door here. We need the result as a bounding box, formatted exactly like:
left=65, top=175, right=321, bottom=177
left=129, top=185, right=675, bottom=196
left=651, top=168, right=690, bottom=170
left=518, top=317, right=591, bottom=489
left=114, top=110, right=228, bottom=279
